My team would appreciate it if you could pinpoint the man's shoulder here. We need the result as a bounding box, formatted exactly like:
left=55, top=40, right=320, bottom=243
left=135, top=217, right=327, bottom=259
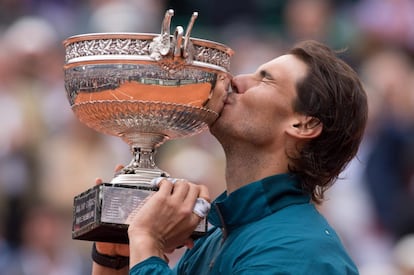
left=229, top=203, right=351, bottom=257
left=259, top=202, right=331, bottom=232
left=226, top=213, right=358, bottom=274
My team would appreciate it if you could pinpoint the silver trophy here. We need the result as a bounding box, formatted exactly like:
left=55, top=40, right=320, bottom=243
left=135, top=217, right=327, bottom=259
left=63, top=10, right=233, bottom=243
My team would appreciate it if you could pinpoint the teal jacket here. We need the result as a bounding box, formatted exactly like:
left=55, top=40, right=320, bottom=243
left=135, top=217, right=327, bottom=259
left=130, top=174, right=359, bottom=274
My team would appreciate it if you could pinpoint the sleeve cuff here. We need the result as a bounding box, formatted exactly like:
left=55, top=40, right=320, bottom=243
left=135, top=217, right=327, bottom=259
left=130, top=256, right=169, bottom=273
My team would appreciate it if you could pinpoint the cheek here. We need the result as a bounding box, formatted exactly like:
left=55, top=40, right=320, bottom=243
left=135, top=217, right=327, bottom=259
left=241, top=96, right=293, bottom=133
left=237, top=99, right=275, bottom=129
left=242, top=95, right=277, bottom=121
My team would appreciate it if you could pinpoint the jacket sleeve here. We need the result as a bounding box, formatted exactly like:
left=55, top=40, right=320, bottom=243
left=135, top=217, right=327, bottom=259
left=129, top=257, right=173, bottom=275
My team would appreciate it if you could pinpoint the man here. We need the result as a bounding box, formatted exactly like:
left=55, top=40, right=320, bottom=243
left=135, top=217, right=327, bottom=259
left=92, top=40, right=367, bottom=274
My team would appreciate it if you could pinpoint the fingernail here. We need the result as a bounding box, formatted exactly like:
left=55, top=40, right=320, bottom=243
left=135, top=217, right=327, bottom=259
left=150, top=177, right=165, bottom=187
left=169, top=178, right=180, bottom=184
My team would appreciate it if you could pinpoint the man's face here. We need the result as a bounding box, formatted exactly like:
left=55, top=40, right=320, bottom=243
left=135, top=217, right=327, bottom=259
left=210, top=54, right=308, bottom=147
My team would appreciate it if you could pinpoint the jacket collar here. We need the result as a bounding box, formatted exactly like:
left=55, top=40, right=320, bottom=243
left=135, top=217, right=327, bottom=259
left=208, top=173, right=310, bottom=233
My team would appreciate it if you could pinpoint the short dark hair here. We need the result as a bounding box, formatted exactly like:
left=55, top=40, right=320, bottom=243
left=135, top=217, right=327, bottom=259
left=288, top=40, right=368, bottom=203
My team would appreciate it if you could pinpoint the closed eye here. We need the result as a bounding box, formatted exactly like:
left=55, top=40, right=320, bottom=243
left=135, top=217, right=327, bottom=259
left=259, top=69, right=276, bottom=85
left=260, top=70, right=274, bottom=80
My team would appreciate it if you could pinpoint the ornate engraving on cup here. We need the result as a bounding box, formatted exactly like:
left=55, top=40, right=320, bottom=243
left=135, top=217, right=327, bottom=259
left=64, top=36, right=232, bottom=71
left=64, top=9, right=233, bottom=243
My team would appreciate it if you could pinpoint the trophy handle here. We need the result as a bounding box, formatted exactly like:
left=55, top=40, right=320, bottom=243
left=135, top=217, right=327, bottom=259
left=149, top=9, right=174, bottom=60
left=183, top=12, right=198, bottom=58
left=173, top=26, right=184, bottom=57
left=159, top=9, right=174, bottom=55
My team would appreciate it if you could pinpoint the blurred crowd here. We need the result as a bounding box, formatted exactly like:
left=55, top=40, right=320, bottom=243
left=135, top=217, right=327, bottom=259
left=1, top=0, right=414, bottom=274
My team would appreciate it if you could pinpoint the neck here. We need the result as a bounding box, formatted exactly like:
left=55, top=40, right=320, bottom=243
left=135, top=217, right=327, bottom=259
left=223, top=142, right=289, bottom=194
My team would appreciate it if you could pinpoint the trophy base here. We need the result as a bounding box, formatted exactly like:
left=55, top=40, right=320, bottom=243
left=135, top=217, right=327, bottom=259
left=72, top=183, right=208, bottom=244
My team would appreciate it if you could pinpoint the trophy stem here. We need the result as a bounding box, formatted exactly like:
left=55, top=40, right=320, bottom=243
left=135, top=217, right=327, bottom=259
left=110, top=133, right=169, bottom=185
left=131, top=147, right=157, bottom=170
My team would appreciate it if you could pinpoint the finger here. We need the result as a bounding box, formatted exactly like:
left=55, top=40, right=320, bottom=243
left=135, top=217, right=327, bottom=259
left=192, top=197, right=211, bottom=219
left=180, top=185, right=209, bottom=221
left=95, top=178, right=103, bottom=185
left=114, top=164, right=124, bottom=172
left=183, top=238, right=195, bottom=249
left=183, top=183, right=200, bottom=206
left=150, top=176, right=179, bottom=188
left=171, top=180, right=190, bottom=202
left=150, top=177, right=164, bottom=188
left=163, top=254, right=170, bottom=264
left=156, top=178, right=174, bottom=196
left=190, top=185, right=210, bottom=219
left=175, top=238, right=194, bottom=250
left=198, top=185, right=210, bottom=203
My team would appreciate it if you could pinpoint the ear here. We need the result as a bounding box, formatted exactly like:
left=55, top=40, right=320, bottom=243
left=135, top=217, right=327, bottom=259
left=286, top=115, right=322, bottom=139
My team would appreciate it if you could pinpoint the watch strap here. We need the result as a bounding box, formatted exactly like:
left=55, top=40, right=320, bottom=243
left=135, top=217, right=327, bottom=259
left=91, top=242, right=129, bottom=270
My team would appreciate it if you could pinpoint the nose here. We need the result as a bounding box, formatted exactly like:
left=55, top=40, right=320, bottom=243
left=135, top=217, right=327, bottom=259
left=231, top=74, right=255, bottom=94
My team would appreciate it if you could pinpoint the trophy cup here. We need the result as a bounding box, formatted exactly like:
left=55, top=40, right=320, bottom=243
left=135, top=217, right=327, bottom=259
left=63, top=9, right=233, bottom=243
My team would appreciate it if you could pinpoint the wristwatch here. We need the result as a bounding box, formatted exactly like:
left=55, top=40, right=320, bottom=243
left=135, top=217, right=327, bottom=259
left=91, top=242, right=129, bottom=270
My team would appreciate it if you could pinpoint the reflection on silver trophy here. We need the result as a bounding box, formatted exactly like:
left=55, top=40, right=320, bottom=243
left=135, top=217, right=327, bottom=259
left=63, top=9, right=234, bottom=243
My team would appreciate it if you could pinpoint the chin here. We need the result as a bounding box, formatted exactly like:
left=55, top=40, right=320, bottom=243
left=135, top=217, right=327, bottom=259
left=209, top=119, right=219, bottom=135
left=209, top=115, right=224, bottom=135
left=210, top=116, right=231, bottom=139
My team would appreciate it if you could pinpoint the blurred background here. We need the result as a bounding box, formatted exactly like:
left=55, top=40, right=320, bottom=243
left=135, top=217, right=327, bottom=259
left=1, top=0, right=414, bottom=274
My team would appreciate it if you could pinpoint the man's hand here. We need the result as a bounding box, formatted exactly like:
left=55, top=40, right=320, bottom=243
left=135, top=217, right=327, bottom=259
left=127, top=177, right=210, bottom=266
left=92, top=166, right=130, bottom=274
left=94, top=176, right=130, bottom=257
